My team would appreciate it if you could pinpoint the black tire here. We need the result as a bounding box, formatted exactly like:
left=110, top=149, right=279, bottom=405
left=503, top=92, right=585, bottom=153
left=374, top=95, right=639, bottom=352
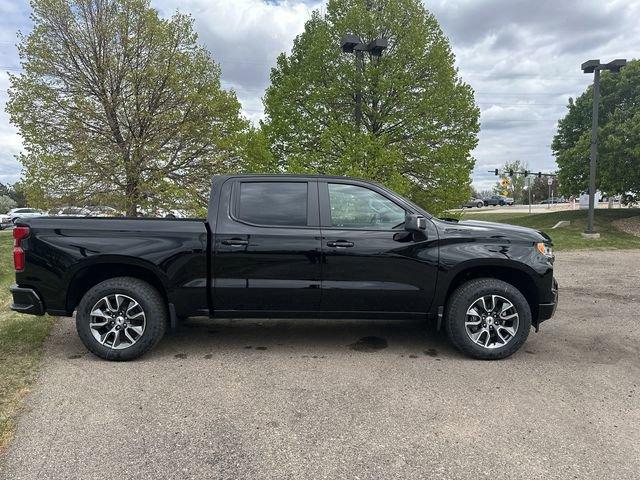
left=76, top=277, right=167, bottom=361
left=476, top=202, right=483, bottom=208
left=445, top=278, right=531, bottom=360
left=499, top=201, right=505, bottom=206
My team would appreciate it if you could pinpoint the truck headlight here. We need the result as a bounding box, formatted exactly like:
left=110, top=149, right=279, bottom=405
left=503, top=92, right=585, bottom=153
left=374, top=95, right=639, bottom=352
left=536, top=242, right=553, bottom=258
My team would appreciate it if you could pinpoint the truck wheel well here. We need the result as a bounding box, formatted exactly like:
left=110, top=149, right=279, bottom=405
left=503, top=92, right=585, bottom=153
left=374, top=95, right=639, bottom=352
left=445, top=266, right=539, bottom=320
left=66, top=264, right=168, bottom=314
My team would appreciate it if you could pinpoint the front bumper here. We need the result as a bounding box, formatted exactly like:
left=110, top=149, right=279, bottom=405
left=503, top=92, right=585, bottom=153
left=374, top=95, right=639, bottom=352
left=10, top=285, right=45, bottom=316
left=537, top=277, right=558, bottom=323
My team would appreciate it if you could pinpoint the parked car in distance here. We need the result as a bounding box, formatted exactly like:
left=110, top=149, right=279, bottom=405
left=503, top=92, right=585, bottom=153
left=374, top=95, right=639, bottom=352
left=539, top=197, right=567, bottom=205
left=10, top=174, right=558, bottom=362
left=462, top=198, right=484, bottom=208
left=0, top=212, right=11, bottom=230
left=483, top=195, right=514, bottom=206
left=85, top=206, right=121, bottom=217
left=8, top=208, right=45, bottom=224
left=58, top=206, right=91, bottom=217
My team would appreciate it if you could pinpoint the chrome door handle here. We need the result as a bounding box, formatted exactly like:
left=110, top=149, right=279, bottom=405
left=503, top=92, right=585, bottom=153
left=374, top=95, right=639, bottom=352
left=222, top=238, right=249, bottom=246
left=327, top=240, right=354, bottom=248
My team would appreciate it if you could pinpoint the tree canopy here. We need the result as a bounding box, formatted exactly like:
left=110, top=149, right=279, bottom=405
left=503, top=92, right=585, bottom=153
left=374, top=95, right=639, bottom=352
left=262, top=0, right=479, bottom=214
left=552, top=59, right=640, bottom=198
left=7, top=0, right=253, bottom=215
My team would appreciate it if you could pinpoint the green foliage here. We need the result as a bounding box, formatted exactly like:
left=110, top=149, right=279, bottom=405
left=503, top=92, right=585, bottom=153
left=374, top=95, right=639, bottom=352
left=0, top=195, right=17, bottom=213
left=7, top=0, right=252, bottom=215
left=0, top=182, right=26, bottom=208
left=262, top=0, right=479, bottom=214
left=553, top=59, right=640, bottom=198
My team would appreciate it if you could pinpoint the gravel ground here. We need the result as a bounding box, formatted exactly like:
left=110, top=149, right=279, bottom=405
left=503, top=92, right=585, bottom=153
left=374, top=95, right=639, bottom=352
left=613, top=216, right=640, bottom=236
left=1, top=251, right=639, bottom=480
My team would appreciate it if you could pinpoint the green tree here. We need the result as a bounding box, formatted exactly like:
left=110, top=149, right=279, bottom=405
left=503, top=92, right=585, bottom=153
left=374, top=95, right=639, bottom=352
left=7, top=0, right=250, bottom=216
left=262, top=0, right=479, bottom=214
left=0, top=195, right=17, bottom=213
left=552, top=59, right=640, bottom=198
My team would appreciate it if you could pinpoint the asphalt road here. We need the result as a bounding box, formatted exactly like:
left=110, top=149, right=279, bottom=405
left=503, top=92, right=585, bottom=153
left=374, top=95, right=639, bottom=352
left=2, top=251, right=639, bottom=480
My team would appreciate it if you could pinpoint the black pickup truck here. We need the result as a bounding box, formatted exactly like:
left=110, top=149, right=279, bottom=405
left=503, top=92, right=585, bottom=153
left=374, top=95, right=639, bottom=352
left=10, top=175, right=557, bottom=361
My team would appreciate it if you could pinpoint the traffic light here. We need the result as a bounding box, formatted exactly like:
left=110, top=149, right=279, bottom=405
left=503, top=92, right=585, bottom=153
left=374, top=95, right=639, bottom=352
left=494, top=169, right=499, bottom=176
left=524, top=170, right=529, bottom=177
left=538, top=172, right=542, bottom=178
left=509, top=170, right=514, bottom=177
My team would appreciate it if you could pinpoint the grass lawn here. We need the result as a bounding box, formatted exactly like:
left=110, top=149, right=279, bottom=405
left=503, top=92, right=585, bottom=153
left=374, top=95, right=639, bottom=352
left=460, top=208, right=640, bottom=250
left=0, top=230, right=54, bottom=452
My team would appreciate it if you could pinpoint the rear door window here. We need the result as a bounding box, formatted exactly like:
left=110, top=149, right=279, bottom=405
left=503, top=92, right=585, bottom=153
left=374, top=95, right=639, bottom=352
left=237, top=182, right=308, bottom=226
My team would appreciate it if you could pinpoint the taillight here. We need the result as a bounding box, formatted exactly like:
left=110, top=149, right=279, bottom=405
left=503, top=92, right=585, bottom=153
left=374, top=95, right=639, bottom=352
left=13, top=226, right=30, bottom=271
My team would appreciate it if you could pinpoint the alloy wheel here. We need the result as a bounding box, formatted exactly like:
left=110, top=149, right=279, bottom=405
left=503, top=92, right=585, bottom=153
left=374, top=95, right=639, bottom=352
left=464, top=295, right=519, bottom=349
left=89, top=294, right=146, bottom=349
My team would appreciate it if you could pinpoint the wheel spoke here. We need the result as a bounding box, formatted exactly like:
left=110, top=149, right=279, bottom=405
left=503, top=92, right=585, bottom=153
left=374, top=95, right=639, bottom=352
left=125, top=300, right=140, bottom=316
left=99, top=328, right=114, bottom=345
left=111, top=329, right=120, bottom=349
left=127, top=324, right=143, bottom=336
left=123, top=328, right=136, bottom=344
left=90, top=320, right=110, bottom=329
left=498, top=325, right=516, bottom=337
left=467, top=307, right=482, bottom=318
left=496, top=328, right=508, bottom=344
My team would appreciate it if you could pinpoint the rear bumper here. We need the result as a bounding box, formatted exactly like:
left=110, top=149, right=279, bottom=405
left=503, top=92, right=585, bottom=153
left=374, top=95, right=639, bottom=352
left=10, top=285, right=45, bottom=316
left=537, top=277, right=558, bottom=323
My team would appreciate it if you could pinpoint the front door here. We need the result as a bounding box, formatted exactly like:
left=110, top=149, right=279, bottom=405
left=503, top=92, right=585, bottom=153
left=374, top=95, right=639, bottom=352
left=319, top=180, right=438, bottom=315
left=213, top=178, right=322, bottom=314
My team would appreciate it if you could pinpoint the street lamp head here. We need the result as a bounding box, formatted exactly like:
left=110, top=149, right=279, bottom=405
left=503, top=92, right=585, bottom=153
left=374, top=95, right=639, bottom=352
left=605, top=58, right=627, bottom=73
left=341, top=34, right=362, bottom=53
left=581, top=59, right=600, bottom=73
left=367, top=38, right=388, bottom=57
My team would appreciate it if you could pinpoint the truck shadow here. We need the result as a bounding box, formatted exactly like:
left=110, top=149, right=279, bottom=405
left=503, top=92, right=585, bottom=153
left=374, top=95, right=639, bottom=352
left=152, top=317, right=459, bottom=359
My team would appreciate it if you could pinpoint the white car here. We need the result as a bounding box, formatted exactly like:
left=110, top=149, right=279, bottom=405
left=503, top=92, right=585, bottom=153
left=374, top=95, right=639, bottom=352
left=84, top=206, right=121, bottom=217
left=8, top=207, right=45, bottom=224
left=0, top=212, right=11, bottom=230
left=57, top=206, right=91, bottom=217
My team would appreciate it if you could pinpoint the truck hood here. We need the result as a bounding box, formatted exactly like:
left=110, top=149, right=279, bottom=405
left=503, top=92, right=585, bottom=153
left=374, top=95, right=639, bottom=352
left=436, top=218, right=551, bottom=244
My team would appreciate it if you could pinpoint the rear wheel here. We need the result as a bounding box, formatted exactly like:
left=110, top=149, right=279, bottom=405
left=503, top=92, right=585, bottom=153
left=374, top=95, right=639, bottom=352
left=445, top=278, right=531, bottom=359
left=76, top=277, right=167, bottom=361
left=476, top=201, right=483, bottom=208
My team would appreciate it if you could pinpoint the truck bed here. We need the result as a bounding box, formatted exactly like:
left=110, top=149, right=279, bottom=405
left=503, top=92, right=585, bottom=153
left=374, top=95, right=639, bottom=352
left=15, top=216, right=210, bottom=318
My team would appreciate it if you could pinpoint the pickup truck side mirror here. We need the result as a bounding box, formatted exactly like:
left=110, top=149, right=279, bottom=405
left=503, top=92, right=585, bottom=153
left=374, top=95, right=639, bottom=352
left=404, top=213, right=427, bottom=232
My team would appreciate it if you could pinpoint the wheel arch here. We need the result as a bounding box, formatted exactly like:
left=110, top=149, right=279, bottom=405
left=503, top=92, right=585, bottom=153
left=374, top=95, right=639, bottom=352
left=443, top=264, right=539, bottom=321
left=65, top=258, right=169, bottom=314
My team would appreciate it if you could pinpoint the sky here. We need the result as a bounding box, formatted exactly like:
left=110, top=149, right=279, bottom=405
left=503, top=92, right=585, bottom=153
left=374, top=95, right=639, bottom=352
left=1, top=0, right=639, bottom=191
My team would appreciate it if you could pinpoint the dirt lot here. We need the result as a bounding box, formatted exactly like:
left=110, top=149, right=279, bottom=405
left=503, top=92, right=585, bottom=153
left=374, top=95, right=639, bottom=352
left=1, top=250, right=639, bottom=480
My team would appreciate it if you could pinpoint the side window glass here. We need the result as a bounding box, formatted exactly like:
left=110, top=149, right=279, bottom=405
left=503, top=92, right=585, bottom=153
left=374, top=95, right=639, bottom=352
left=328, top=183, right=405, bottom=229
left=237, top=182, right=308, bottom=226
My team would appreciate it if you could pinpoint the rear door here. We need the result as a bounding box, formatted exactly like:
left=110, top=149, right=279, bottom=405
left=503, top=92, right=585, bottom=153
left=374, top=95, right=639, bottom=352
left=213, top=178, right=322, bottom=314
left=318, top=180, right=438, bottom=315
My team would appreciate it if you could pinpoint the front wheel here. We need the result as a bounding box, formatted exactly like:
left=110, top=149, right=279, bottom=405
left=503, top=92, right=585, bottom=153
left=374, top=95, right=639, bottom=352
left=445, top=278, right=531, bottom=359
left=76, top=277, right=167, bottom=361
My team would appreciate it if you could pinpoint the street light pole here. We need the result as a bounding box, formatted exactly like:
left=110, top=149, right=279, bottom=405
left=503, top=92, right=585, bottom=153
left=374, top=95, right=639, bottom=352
left=586, top=67, right=600, bottom=232
left=341, top=35, right=387, bottom=130
left=354, top=47, right=364, bottom=128
left=581, top=58, right=626, bottom=238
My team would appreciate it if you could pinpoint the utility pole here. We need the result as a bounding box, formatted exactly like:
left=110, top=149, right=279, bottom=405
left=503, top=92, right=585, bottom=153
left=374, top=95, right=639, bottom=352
left=581, top=58, right=626, bottom=238
left=341, top=35, right=388, bottom=130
